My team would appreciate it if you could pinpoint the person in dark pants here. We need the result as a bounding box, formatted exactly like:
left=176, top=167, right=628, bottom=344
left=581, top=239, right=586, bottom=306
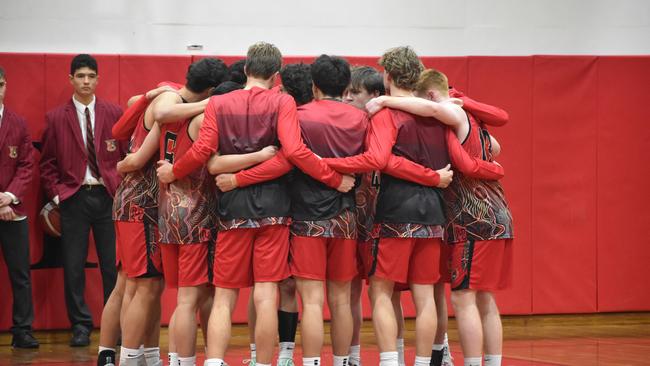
left=39, top=54, right=126, bottom=347
left=0, top=67, right=39, bottom=349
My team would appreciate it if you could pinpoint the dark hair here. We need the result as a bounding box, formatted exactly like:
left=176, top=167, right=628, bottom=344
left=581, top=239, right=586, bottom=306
left=350, top=66, right=385, bottom=96
left=229, top=59, right=247, bottom=85
left=211, top=81, right=244, bottom=96
left=185, top=58, right=229, bottom=93
left=70, top=54, right=98, bottom=75
left=0, top=67, right=5, bottom=79
left=311, top=55, right=350, bottom=98
left=280, top=63, right=313, bottom=106
left=245, top=42, right=282, bottom=80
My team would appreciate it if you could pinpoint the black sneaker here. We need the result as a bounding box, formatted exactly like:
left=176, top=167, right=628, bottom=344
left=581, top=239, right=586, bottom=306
left=11, top=331, right=40, bottom=349
left=98, top=349, right=117, bottom=366
left=70, top=328, right=91, bottom=347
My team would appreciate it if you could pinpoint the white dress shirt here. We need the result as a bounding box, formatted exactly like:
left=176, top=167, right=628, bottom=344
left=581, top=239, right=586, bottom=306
left=72, top=95, right=103, bottom=186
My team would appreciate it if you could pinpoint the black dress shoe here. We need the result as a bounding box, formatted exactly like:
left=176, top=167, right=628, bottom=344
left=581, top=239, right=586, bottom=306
left=11, top=332, right=40, bottom=349
left=70, top=328, right=91, bottom=347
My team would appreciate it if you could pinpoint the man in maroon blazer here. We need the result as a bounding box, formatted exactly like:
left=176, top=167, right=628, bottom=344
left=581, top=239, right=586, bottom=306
left=0, top=67, right=39, bottom=349
left=39, top=54, right=126, bottom=347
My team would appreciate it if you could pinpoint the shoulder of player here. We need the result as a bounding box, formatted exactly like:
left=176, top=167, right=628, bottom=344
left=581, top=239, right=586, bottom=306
left=95, top=97, right=122, bottom=116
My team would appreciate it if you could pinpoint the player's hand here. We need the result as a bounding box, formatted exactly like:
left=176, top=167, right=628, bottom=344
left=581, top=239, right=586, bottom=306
left=146, top=85, right=178, bottom=100
left=436, top=164, right=453, bottom=188
left=336, top=174, right=356, bottom=193
left=365, top=96, right=387, bottom=116
left=445, top=98, right=464, bottom=107
left=0, top=205, right=15, bottom=221
left=258, top=145, right=278, bottom=162
left=0, top=192, right=11, bottom=207
left=156, top=160, right=177, bottom=184
left=215, top=173, right=238, bottom=192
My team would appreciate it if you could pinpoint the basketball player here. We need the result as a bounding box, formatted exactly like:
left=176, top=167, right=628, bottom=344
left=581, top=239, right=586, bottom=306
left=365, top=69, right=513, bottom=366
left=159, top=42, right=354, bottom=366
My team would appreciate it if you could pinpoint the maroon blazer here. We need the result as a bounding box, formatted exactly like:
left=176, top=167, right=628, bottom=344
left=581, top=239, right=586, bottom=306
left=40, top=98, right=126, bottom=202
left=0, top=108, right=34, bottom=216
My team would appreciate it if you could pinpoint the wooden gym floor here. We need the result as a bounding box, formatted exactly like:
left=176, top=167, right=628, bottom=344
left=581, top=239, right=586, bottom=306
left=1, top=312, right=649, bottom=365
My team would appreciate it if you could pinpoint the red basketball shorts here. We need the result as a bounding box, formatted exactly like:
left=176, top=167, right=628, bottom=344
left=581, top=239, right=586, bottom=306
left=212, top=224, right=290, bottom=288
left=450, top=238, right=513, bottom=292
left=115, top=220, right=162, bottom=279
left=160, top=242, right=211, bottom=288
left=370, top=237, right=442, bottom=285
left=290, top=235, right=358, bottom=281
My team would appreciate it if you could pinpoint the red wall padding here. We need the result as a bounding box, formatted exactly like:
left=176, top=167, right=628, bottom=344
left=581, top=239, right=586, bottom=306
left=0, top=53, right=648, bottom=331
left=531, top=56, right=599, bottom=313
left=596, top=57, right=650, bottom=312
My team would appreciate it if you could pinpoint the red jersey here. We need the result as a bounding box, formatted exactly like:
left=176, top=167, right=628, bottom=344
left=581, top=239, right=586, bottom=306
left=158, top=118, right=217, bottom=244
left=172, top=87, right=343, bottom=230
left=289, top=99, right=368, bottom=239
left=112, top=95, right=158, bottom=223
left=443, top=112, right=514, bottom=243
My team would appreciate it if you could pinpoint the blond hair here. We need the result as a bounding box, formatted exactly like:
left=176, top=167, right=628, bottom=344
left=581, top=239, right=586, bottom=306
left=378, top=46, right=423, bottom=91
left=415, top=68, right=449, bottom=97
left=246, top=42, right=282, bottom=79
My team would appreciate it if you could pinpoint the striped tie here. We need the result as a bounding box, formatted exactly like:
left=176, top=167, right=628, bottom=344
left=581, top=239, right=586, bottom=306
left=85, top=107, right=101, bottom=179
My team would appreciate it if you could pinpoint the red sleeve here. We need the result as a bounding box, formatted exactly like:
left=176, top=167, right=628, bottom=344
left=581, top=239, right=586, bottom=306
left=450, top=88, right=509, bottom=127
left=446, top=128, right=504, bottom=180
left=276, top=96, right=342, bottom=189
left=172, top=99, right=219, bottom=179
left=39, top=114, right=61, bottom=200
left=112, top=95, right=150, bottom=140
left=234, top=150, right=294, bottom=188
left=322, top=110, right=397, bottom=174
left=6, top=119, right=34, bottom=201
left=383, top=154, right=440, bottom=187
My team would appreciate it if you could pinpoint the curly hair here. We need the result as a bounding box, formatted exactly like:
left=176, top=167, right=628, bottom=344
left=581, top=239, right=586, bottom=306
left=378, top=46, right=423, bottom=91
left=280, top=63, right=313, bottom=106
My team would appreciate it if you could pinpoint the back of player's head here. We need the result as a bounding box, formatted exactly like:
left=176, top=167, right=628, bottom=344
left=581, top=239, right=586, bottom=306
left=311, top=55, right=351, bottom=98
left=186, top=58, right=229, bottom=93
left=350, top=66, right=385, bottom=96
left=415, top=69, right=449, bottom=97
left=70, top=54, right=98, bottom=75
left=245, top=42, right=282, bottom=80
left=229, top=59, right=247, bottom=85
left=211, top=81, right=244, bottom=96
left=378, top=46, right=423, bottom=91
left=280, top=63, right=313, bottom=106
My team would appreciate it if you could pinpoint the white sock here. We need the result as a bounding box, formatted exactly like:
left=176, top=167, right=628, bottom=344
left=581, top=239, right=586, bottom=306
left=484, top=354, right=502, bottom=366
left=250, top=343, right=257, bottom=360
left=396, top=339, right=405, bottom=366
left=122, top=346, right=143, bottom=366
left=168, top=352, right=179, bottom=366
left=144, top=347, right=161, bottom=366
left=257, top=364, right=271, bottom=366
left=179, top=355, right=196, bottom=366
left=204, top=359, right=226, bottom=366
left=379, top=351, right=398, bottom=366
left=333, top=355, right=349, bottom=366
left=414, top=356, right=431, bottom=366
left=99, top=346, right=116, bottom=354
left=279, top=341, right=295, bottom=360
left=349, top=345, right=361, bottom=365
left=432, top=344, right=444, bottom=351
left=464, top=357, right=482, bottom=366
left=303, top=356, right=321, bottom=365
left=444, top=333, right=450, bottom=348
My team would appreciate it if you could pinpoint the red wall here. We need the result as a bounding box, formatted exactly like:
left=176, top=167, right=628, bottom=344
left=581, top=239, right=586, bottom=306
left=0, top=53, right=648, bottom=331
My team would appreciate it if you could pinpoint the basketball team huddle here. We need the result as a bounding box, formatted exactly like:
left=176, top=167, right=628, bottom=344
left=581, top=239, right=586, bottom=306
left=56, top=42, right=513, bottom=366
